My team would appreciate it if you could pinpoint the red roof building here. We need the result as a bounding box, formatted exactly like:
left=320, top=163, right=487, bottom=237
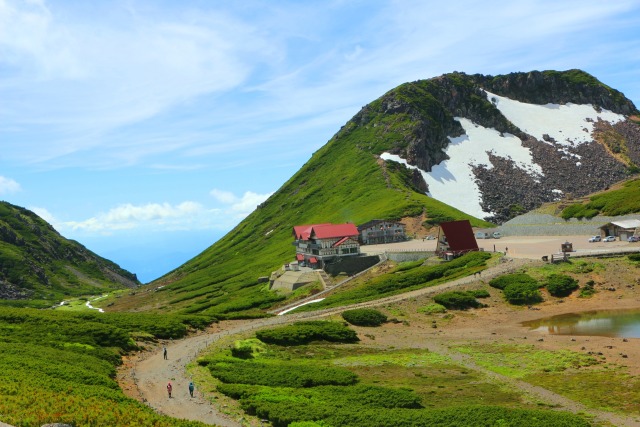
left=292, top=223, right=360, bottom=267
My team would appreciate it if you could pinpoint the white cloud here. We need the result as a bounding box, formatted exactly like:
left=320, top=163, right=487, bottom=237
left=210, top=188, right=272, bottom=216
left=60, top=201, right=206, bottom=233
left=30, top=206, right=55, bottom=224
left=0, top=0, right=272, bottom=164
left=0, top=176, right=21, bottom=194
left=210, top=189, right=238, bottom=205
left=29, top=194, right=270, bottom=240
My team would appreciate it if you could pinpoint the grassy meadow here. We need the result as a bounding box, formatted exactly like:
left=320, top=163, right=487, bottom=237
left=191, top=322, right=593, bottom=427
left=0, top=307, right=213, bottom=426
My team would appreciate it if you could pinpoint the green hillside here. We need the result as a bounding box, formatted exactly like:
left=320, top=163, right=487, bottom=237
left=0, top=201, right=139, bottom=305
left=109, top=75, right=495, bottom=317
left=561, top=177, right=640, bottom=219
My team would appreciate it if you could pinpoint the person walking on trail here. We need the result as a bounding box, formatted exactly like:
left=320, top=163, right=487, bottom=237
left=163, top=346, right=167, bottom=360
left=167, top=381, right=173, bottom=398
left=189, top=381, right=195, bottom=398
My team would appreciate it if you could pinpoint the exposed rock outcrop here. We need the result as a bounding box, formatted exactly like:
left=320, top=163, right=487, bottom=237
left=363, top=70, right=639, bottom=223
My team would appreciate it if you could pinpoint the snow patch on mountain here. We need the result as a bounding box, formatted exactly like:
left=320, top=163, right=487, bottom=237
left=382, top=117, right=542, bottom=218
left=484, top=90, right=625, bottom=146
left=382, top=96, right=627, bottom=220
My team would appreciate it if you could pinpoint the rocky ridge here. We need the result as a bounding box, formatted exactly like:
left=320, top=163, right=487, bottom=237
left=357, top=70, right=639, bottom=223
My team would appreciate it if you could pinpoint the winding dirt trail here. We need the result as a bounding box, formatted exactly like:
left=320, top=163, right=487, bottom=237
left=125, top=257, right=640, bottom=426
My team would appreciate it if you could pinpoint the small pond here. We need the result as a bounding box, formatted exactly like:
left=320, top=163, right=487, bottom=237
left=524, top=309, right=640, bottom=338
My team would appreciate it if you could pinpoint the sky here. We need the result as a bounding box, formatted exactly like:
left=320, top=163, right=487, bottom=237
left=1, top=0, right=640, bottom=283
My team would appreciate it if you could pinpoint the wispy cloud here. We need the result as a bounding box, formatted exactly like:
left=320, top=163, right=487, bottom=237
left=2, top=0, right=639, bottom=173
left=210, top=189, right=273, bottom=217
left=32, top=191, right=272, bottom=239
left=0, top=176, right=21, bottom=194
left=40, top=201, right=213, bottom=234
left=0, top=0, right=271, bottom=164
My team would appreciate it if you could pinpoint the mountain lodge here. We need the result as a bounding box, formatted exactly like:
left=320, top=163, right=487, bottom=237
left=357, top=219, right=407, bottom=244
left=293, top=223, right=360, bottom=268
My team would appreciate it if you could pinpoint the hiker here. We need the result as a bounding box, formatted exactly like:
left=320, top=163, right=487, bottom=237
left=167, top=381, right=173, bottom=398
left=163, top=346, right=167, bottom=360
left=189, top=381, right=195, bottom=398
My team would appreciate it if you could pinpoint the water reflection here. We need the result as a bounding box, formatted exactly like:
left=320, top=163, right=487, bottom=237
left=524, top=309, right=640, bottom=338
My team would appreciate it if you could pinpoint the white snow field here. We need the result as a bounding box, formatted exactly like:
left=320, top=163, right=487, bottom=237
left=381, top=91, right=626, bottom=219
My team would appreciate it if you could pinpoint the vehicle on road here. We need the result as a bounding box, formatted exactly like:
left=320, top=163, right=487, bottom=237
left=628, top=236, right=640, bottom=242
left=588, top=235, right=601, bottom=242
left=603, top=236, right=616, bottom=242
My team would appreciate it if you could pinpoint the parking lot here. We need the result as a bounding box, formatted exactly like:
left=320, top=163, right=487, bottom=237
left=362, top=235, right=640, bottom=260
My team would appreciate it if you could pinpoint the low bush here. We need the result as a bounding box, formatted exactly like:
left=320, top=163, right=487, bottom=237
left=433, top=291, right=482, bottom=310
left=629, top=253, right=640, bottom=262
left=489, top=273, right=538, bottom=290
left=342, top=309, right=387, bottom=327
left=392, top=260, right=425, bottom=272
left=256, top=321, right=359, bottom=346
left=579, top=280, right=596, bottom=298
left=469, top=289, right=490, bottom=298
left=503, top=282, right=543, bottom=305
left=207, top=359, right=358, bottom=388
left=545, top=274, right=579, bottom=297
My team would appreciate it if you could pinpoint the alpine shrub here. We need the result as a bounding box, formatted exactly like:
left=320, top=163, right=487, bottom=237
left=503, top=282, right=543, bottom=305
left=545, top=274, right=579, bottom=297
left=433, top=291, right=482, bottom=310
left=256, top=321, right=359, bottom=346
left=489, top=273, right=538, bottom=290
left=342, top=309, right=387, bottom=327
left=469, top=289, right=490, bottom=298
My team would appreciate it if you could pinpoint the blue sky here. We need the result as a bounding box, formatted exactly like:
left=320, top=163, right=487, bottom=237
left=1, top=0, right=639, bottom=283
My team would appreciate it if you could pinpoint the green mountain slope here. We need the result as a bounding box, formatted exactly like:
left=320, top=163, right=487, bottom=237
left=111, top=69, right=637, bottom=317
left=560, top=177, right=640, bottom=219
left=0, top=201, right=140, bottom=304
left=111, top=75, right=498, bottom=317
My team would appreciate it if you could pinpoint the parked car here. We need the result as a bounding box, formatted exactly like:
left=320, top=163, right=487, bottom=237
left=588, top=235, right=601, bottom=242
left=628, top=236, right=640, bottom=242
left=492, top=232, right=502, bottom=239
left=603, top=235, right=616, bottom=242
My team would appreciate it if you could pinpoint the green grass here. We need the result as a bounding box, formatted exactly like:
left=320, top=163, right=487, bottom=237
left=292, top=252, right=492, bottom=312
left=526, top=370, right=640, bottom=415
left=194, top=339, right=591, bottom=426
left=0, top=307, right=212, bottom=426
left=454, top=343, right=599, bottom=378
left=561, top=178, right=640, bottom=219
